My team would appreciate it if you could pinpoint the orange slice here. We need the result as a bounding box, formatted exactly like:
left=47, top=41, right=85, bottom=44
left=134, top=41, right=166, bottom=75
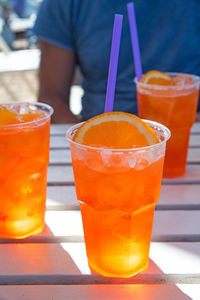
left=0, top=105, right=45, bottom=125
left=140, top=70, right=172, bottom=86
left=0, top=105, right=18, bottom=125
left=73, top=112, right=160, bottom=149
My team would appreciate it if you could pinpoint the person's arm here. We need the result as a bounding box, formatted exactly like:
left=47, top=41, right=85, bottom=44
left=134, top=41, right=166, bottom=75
left=38, top=40, right=79, bottom=123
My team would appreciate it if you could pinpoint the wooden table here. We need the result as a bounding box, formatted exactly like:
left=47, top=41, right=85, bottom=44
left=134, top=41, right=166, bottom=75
left=0, top=123, right=200, bottom=300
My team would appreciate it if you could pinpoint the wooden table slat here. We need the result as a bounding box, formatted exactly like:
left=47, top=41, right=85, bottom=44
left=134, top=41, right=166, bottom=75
left=0, top=123, right=200, bottom=299
left=47, top=165, right=200, bottom=185
left=46, top=184, right=200, bottom=206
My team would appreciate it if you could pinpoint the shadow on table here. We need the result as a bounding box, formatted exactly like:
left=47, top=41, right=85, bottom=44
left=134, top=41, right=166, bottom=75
left=0, top=224, right=192, bottom=300
left=0, top=224, right=81, bottom=275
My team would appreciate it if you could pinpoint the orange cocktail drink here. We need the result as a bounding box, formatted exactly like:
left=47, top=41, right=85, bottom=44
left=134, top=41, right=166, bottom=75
left=0, top=102, right=53, bottom=238
left=135, top=72, right=199, bottom=178
left=67, top=115, right=170, bottom=277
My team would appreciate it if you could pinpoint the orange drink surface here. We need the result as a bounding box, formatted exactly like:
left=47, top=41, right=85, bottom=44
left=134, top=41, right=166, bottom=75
left=135, top=72, right=199, bottom=178
left=0, top=102, right=53, bottom=238
left=67, top=112, right=170, bottom=277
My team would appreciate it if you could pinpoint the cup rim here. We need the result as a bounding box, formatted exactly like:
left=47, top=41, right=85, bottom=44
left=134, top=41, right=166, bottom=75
left=134, top=72, right=200, bottom=90
left=0, top=102, right=54, bottom=129
left=66, top=119, right=171, bottom=152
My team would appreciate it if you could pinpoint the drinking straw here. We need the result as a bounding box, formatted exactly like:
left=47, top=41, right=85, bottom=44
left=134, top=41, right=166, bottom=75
left=104, top=14, right=123, bottom=113
left=127, top=2, right=143, bottom=80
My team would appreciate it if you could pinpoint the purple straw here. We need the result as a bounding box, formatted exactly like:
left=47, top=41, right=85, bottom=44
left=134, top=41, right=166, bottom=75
left=127, top=2, right=143, bottom=80
left=104, top=14, right=123, bottom=113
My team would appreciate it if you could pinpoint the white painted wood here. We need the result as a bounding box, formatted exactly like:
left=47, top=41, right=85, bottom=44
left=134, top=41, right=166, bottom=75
left=159, top=185, right=200, bottom=204
left=47, top=166, right=74, bottom=185
left=50, top=136, right=69, bottom=149
left=189, top=134, right=200, bottom=147
left=47, top=165, right=200, bottom=185
left=46, top=185, right=200, bottom=207
left=192, top=122, right=200, bottom=133
left=188, top=147, right=200, bottom=162
left=50, top=124, right=72, bottom=135
left=0, top=243, right=80, bottom=275
left=150, top=242, right=200, bottom=300
left=0, top=283, right=194, bottom=300
left=44, top=210, right=200, bottom=236
left=1, top=122, right=200, bottom=300
left=50, top=150, right=71, bottom=164
left=162, top=164, right=200, bottom=184
left=0, top=242, right=199, bottom=299
left=47, top=186, right=77, bottom=206
left=0, top=240, right=200, bottom=278
left=152, top=211, right=200, bottom=235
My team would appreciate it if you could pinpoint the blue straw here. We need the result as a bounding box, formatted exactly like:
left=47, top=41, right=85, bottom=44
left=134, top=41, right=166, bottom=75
left=104, top=14, right=123, bottom=113
left=127, top=2, right=143, bottom=80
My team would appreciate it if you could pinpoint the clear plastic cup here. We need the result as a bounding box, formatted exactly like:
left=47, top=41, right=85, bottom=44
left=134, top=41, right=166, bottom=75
left=0, top=102, right=53, bottom=238
left=135, top=73, right=200, bottom=178
left=67, top=120, right=170, bottom=277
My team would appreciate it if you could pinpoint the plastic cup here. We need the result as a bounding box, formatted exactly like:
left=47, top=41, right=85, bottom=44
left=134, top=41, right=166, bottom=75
left=135, top=73, right=200, bottom=178
left=0, top=102, right=53, bottom=238
left=67, top=120, right=170, bottom=278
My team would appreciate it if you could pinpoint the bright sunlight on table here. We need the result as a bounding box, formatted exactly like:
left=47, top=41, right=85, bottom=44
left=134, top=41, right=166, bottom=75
left=0, top=123, right=200, bottom=300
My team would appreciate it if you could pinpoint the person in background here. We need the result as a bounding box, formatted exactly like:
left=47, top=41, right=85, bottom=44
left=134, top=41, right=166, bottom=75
left=11, top=0, right=41, bottom=18
left=33, top=0, right=200, bottom=123
left=11, top=0, right=25, bottom=18
left=10, top=0, right=41, bottom=48
left=0, top=0, right=15, bottom=49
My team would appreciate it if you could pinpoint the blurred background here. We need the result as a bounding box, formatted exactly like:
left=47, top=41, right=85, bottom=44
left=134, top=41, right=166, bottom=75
left=0, top=0, right=82, bottom=115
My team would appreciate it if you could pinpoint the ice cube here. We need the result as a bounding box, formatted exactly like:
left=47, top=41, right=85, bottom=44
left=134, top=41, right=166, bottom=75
left=101, top=149, right=113, bottom=167
left=172, top=74, right=194, bottom=86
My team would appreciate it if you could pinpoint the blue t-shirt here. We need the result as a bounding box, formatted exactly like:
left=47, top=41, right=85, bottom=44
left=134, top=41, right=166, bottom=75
left=33, top=0, right=200, bottom=119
